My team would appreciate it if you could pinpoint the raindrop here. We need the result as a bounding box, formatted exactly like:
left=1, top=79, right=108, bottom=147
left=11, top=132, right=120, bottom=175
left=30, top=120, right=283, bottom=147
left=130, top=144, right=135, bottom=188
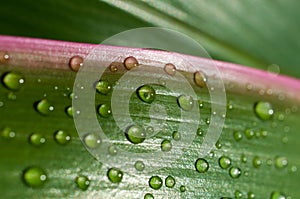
left=172, top=131, right=181, bottom=141
left=244, top=129, right=254, bottom=139
left=164, top=63, right=176, bottom=76
left=1, top=127, right=16, bottom=139
left=83, top=133, right=101, bottom=149
left=270, top=191, right=286, bottom=199
left=144, top=193, right=154, bottom=199
left=136, top=85, right=156, bottom=103
left=161, top=139, right=172, bottom=152
left=194, top=71, right=207, bottom=88
left=95, top=80, right=112, bottom=95
left=124, top=56, right=139, bottom=70
left=275, top=156, right=288, bottom=169
left=35, top=99, right=54, bottom=115
left=180, top=185, right=186, bottom=192
left=233, top=131, right=243, bottom=141
left=235, top=190, right=243, bottom=198
left=229, top=167, right=241, bottom=178
left=253, top=156, right=262, bottom=168
left=177, top=95, right=194, bottom=111
left=195, top=158, right=209, bottom=173
left=125, top=125, right=146, bottom=144
left=197, top=128, right=204, bottom=136
left=218, top=156, right=231, bottom=169
left=65, top=106, right=73, bottom=117
left=29, top=133, right=46, bottom=146
left=22, top=166, right=47, bottom=187
left=247, top=192, right=255, bottom=199
left=97, top=104, right=112, bottom=117
left=69, top=55, right=83, bottom=72
left=254, top=101, right=274, bottom=120
left=134, top=161, right=145, bottom=171
left=107, top=168, right=123, bottom=183
left=2, top=72, right=25, bottom=90
left=215, top=141, right=222, bottom=149
left=165, top=176, right=176, bottom=188
left=149, top=176, right=163, bottom=190
left=75, top=175, right=90, bottom=190
left=241, top=154, right=247, bottom=163
left=108, top=145, right=117, bottom=155
left=54, top=130, right=71, bottom=145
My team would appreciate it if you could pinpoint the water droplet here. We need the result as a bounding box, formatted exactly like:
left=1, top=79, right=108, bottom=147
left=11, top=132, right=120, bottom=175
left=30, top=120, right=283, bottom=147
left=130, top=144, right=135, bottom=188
left=97, top=104, right=111, bottom=117
left=75, top=175, right=90, bottom=190
left=215, top=140, right=222, bottom=149
left=7, top=92, right=16, bottom=100
left=270, top=191, right=286, bottom=199
left=291, top=165, right=297, bottom=172
left=275, top=156, right=288, bottom=169
left=95, top=80, right=112, bottom=95
left=194, top=71, right=207, bottom=88
left=54, top=130, right=71, bottom=145
left=165, top=176, right=175, bottom=188
left=219, top=156, right=231, bottom=169
left=2, top=72, right=25, bottom=90
left=35, top=99, right=54, bottom=115
left=107, top=168, right=123, bottom=183
left=124, top=56, right=139, bottom=70
left=253, top=156, right=262, bottom=168
left=267, top=64, right=280, bottom=75
left=205, top=118, right=210, bottom=125
left=254, top=101, right=274, bottom=120
left=65, top=106, right=73, bottom=117
left=1, top=127, right=16, bottom=139
left=177, top=95, right=194, bottom=111
left=69, top=55, right=83, bottom=72
left=108, top=145, right=117, bottom=155
left=235, top=190, right=243, bottom=198
left=161, top=139, right=172, bottom=152
left=83, top=133, right=101, bottom=149
left=195, top=158, right=209, bottom=173
left=0, top=51, right=9, bottom=64
left=241, top=154, right=247, bottom=163
left=244, top=129, right=254, bottom=139
left=172, top=131, right=181, bottom=141
left=180, top=185, right=186, bottom=192
left=137, top=85, right=156, bottom=103
left=29, top=133, right=46, bottom=146
left=134, top=160, right=145, bottom=171
left=197, top=128, right=204, bottom=136
left=233, top=131, right=243, bottom=141
left=22, top=166, right=47, bottom=187
left=144, top=193, right=154, bottom=199
left=149, top=176, right=162, bottom=190
left=125, top=125, right=146, bottom=144
left=69, top=92, right=74, bottom=100
left=229, top=167, right=241, bottom=178
left=164, top=63, right=176, bottom=76
left=198, top=100, right=204, bottom=109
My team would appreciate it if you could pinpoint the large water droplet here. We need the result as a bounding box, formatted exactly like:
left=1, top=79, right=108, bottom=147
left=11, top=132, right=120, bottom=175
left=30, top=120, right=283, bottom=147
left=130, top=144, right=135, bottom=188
left=75, top=175, right=90, bottom=190
left=54, top=130, right=71, bottom=145
left=164, top=63, right=176, bottom=76
left=69, top=55, right=83, bottom=72
left=22, top=166, right=47, bottom=187
left=97, top=104, right=112, bottom=117
left=177, top=95, right=194, bottom=111
left=35, top=99, right=54, bottom=115
left=125, top=125, right=146, bottom=144
left=161, top=139, right=172, bottom=152
left=134, top=160, right=145, bottom=171
left=165, top=176, right=176, bottom=188
left=149, top=176, right=163, bottom=190
left=229, top=167, right=241, bottom=178
left=29, top=133, right=46, bottom=146
left=107, top=168, right=123, bottom=183
left=124, top=56, right=139, bottom=70
left=219, top=156, right=231, bottom=169
left=195, top=158, right=209, bottom=173
left=254, top=101, right=274, bottom=120
left=95, top=80, right=112, bottom=95
left=137, top=85, right=156, bottom=103
left=83, top=133, right=101, bottom=149
left=194, top=71, right=207, bottom=88
left=2, top=72, right=25, bottom=90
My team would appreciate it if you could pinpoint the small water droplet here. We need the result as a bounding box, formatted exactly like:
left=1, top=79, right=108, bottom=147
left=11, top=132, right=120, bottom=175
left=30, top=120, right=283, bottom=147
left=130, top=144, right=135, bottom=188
left=65, top=106, right=73, bottom=117
left=125, top=125, right=146, bottom=144
left=109, top=63, right=119, bottom=72
left=194, top=71, right=207, bottom=88
left=97, top=104, right=111, bottom=117
left=1, top=127, right=16, bottom=139
left=54, top=130, right=71, bottom=145
left=229, top=167, right=241, bottom=178
left=29, top=133, right=46, bottom=146
left=172, top=131, right=181, bottom=141
left=144, top=193, right=154, bottom=199
left=177, top=95, right=194, bottom=111
left=270, top=191, right=286, bottom=199
left=124, top=56, right=139, bottom=70
left=195, top=158, right=209, bottom=173
left=254, top=101, right=274, bottom=120
left=275, top=156, right=288, bottom=169
left=95, top=80, right=112, bottom=95
left=83, top=133, right=101, bottom=149
left=2, top=72, right=25, bottom=90
left=198, top=100, right=204, bottom=109
left=7, top=92, right=16, bottom=100
left=219, top=156, right=231, bottom=169
left=267, top=64, right=280, bottom=75
left=241, top=154, right=247, bottom=163
left=108, top=145, right=117, bottom=155
left=149, top=176, right=162, bottom=190
left=165, top=176, right=176, bottom=188
left=161, top=139, right=172, bottom=152
left=291, top=165, right=297, bottom=172
left=244, top=129, right=254, bottom=139
left=215, top=140, right=222, bottom=149
left=197, top=128, right=204, bottom=136
left=0, top=51, right=9, bottom=64
left=22, top=166, right=47, bottom=187
left=134, top=160, right=145, bottom=171
left=69, top=56, right=83, bottom=72
left=35, top=99, right=54, bottom=115
left=233, top=131, right=243, bottom=141
left=164, top=63, right=176, bottom=76
left=253, top=156, right=262, bottom=168
left=247, top=192, right=255, bottom=199
left=137, top=85, right=156, bottom=103
left=235, top=190, right=243, bottom=198
left=75, top=175, right=90, bottom=190
left=205, top=118, right=210, bottom=125
left=180, top=185, right=186, bottom=192
left=107, top=168, right=123, bottom=183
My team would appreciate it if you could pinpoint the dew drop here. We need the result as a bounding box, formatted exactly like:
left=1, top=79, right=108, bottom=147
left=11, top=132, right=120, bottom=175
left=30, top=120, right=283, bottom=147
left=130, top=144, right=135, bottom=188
left=164, top=63, right=176, bottom=76
left=95, top=80, right=112, bottom=95
left=54, top=130, right=71, bottom=145
left=35, top=99, right=54, bottom=115
left=275, top=156, right=288, bottom=169
left=215, top=140, right=222, bottom=149
left=172, top=131, right=181, bottom=141
left=65, top=106, right=73, bottom=117
left=244, top=129, right=254, bottom=139
left=83, top=133, right=101, bottom=149
left=235, top=190, right=243, bottom=198
left=241, top=154, right=247, bottom=163
left=1, top=127, right=16, bottom=139
left=75, top=175, right=90, bottom=190
left=2, top=72, right=25, bottom=90
left=107, top=168, right=123, bottom=183
left=0, top=51, right=9, bottom=64
left=125, top=125, right=146, bottom=144
left=144, top=193, right=154, bottom=199
left=69, top=55, right=83, bottom=72
left=253, top=156, right=262, bottom=168
left=124, top=56, right=139, bottom=70
left=270, top=191, right=286, bottom=199
left=165, top=176, right=176, bottom=188
left=137, top=85, right=156, bottom=103
left=233, top=131, right=243, bottom=141
left=247, top=192, right=255, bottom=199
left=97, top=104, right=112, bottom=117
left=254, top=101, right=274, bottom=120
left=229, top=167, right=241, bottom=178
left=134, top=161, right=145, bottom=171
left=194, top=71, right=207, bottom=88
left=29, top=133, right=46, bottom=146
left=22, top=166, right=47, bottom=187
left=195, top=158, right=209, bottom=173
left=197, top=128, right=204, bottom=136
left=180, top=185, right=186, bottom=192
left=149, top=176, right=163, bottom=190
left=108, top=145, right=117, bottom=155
left=219, top=156, right=231, bottom=169
left=161, top=139, right=172, bottom=152
left=177, top=95, right=194, bottom=111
